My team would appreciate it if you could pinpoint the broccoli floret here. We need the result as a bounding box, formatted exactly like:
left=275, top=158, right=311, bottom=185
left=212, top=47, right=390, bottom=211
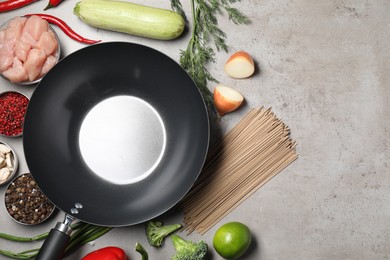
left=171, top=234, right=208, bottom=260
left=146, top=221, right=182, bottom=247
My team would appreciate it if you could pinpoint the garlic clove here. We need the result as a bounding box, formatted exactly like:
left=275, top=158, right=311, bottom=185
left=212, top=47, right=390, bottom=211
left=6, top=153, right=13, bottom=168
left=0, top=167, right=11, bottom=182
left=0, top=157, right=5, bottom=168
left=0, top=144, right=11, bottom=154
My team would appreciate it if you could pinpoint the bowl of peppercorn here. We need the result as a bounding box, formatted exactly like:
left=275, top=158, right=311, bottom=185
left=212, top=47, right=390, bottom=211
left=4, top=173, right=56, bottom=225
left=0, top=91, right=29, bottom=137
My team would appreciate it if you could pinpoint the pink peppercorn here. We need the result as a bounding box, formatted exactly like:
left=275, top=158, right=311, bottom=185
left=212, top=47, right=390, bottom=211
left=0, top=92, right=29, bottom=137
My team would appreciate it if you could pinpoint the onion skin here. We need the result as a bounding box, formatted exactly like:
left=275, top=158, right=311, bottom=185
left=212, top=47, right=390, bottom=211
left=213, top=85, right=244, bottom=116
left=224, top=51, right=255, bottom=79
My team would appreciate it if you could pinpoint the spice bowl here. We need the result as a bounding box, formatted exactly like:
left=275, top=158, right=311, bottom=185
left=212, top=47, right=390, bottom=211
left=0, top=91, right=30, bottom=137
left=0, top=15, right=61, bottom=85
left=4, top=173, right=56, bottom=225
left=0, top=141, right=18, bottom=186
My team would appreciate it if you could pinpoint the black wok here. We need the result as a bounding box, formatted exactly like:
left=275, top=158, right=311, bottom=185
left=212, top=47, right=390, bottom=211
left=23, top=42, right=209, bottom=259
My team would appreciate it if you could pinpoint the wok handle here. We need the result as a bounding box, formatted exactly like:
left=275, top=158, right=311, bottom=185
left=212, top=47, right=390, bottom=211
left=36, top=215, right=74, bottom=260
left=36, top=228, right=70, bottom=260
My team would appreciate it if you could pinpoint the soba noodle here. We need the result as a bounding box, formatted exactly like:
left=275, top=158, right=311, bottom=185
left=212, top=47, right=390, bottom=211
left=181, top=107, right=298, bottom=234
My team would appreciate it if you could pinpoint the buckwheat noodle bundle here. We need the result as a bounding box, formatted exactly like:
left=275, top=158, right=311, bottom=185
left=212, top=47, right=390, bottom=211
left=181, top=107, right=298, bottom=235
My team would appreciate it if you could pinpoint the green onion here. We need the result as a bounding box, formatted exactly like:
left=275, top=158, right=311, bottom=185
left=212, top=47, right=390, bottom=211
left=135, top=242, right=149, bottom=260
left=0, top=222, right=113, bottom=259
left=0, top=232, right=49, bottom=242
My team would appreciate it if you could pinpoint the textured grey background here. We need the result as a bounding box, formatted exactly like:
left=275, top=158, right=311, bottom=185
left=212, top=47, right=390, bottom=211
left=0, top=0, right=389, bottom=259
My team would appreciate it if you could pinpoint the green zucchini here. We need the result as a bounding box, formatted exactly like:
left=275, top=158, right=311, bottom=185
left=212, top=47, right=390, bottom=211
left=73, top=0, right=185, bottom=40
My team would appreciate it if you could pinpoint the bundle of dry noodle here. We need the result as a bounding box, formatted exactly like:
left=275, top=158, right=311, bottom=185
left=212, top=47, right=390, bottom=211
left=181, top=107, right=298, bottom=235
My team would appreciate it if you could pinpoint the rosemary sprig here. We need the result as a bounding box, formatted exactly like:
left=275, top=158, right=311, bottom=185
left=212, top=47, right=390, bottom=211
left=171, top=0, right=250, bottom=110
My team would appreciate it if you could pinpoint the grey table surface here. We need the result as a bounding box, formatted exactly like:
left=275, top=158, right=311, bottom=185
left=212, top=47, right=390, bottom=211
left=0, top=0, right=389, bottom=259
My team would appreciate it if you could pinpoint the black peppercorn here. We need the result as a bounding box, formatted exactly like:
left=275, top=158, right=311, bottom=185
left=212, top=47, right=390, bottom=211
left=5, top=173, right=55, bottom=225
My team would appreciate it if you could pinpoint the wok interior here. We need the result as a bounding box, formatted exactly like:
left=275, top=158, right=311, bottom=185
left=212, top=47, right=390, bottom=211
left=78, top=95, right=167, bottom=185
left=23, top=42, right=209, bottom=226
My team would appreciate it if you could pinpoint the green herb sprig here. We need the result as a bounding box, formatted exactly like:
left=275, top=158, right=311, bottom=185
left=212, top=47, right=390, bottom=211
left=171, top=0, right=250, bottom=110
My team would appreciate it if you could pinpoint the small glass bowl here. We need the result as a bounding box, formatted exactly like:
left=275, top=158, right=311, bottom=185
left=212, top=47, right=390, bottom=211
left=0, top=141, right=18, bottom=186
left=4, top=173, right=56, bottom=225
left=0, top=91, right=30, bottom=138
left=0, top=16, right=61, bottom=85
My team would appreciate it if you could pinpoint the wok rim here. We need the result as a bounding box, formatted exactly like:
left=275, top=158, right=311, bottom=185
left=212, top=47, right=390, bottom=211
left=23, top=42, right=210, bottom=226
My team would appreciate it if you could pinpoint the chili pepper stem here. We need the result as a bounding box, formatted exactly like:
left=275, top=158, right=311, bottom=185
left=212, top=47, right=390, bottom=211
left=43, top=3, right=53, bottom=10
left=44, top=0, right=62, bottom=10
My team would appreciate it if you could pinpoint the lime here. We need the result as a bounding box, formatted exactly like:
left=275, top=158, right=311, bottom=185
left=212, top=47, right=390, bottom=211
left=213, top=221, right=252, bottom=259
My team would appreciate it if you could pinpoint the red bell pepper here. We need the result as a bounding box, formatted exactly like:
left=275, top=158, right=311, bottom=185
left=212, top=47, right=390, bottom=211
left=82, top=246, right=129, bottom=260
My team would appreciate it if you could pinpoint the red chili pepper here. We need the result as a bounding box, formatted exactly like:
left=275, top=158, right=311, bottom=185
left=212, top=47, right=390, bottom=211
left=44, top=0, right=62, bottom=10
left=82, top=246, right=129, bottom=260
left=0, top=0, right=38, bottom=12
left=25, top=13, right=101, bottom=45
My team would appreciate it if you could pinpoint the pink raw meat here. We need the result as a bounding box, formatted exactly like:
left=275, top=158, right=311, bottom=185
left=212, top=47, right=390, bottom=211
left=1, top=16, right=58, bottom=82
left=0, top=30, right=5, bottom=49
left=2, top=57, right=28, bottom=83
left=20, top=30, right=37, bottom=47
left=23, top=48, right=46, bottom=81
left=5, top=17, right=26, bottom=43
left=40, top=55, right=57, bottom=77
left=0, top=42, right=14, bottom=72
left=37, top=31, right=58, bottom=56
left=14, top=40, right=31, bottom=62
left=7, top=16, right=27, bottom=29
left=23, top=16, right=49, bottom=41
